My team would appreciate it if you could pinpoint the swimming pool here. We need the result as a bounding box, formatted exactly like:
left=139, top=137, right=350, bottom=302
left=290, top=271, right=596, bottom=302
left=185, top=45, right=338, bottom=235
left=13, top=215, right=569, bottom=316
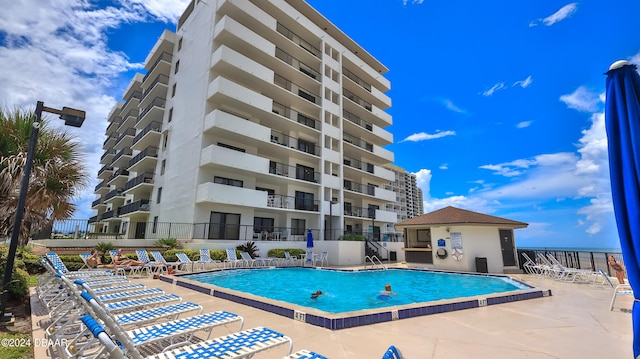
left=186, top=268, right=529, bottom=313
left=168, top=267, right=549, bottom=330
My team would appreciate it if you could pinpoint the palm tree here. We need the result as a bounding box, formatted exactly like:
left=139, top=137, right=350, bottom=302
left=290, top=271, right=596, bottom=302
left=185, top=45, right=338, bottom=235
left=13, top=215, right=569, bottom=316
left=0, top=107, right=88, bottom=245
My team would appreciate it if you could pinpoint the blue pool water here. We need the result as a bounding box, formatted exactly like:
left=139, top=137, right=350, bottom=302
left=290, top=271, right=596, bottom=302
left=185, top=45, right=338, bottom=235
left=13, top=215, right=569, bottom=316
left=186, top=268, right=529, bottom=314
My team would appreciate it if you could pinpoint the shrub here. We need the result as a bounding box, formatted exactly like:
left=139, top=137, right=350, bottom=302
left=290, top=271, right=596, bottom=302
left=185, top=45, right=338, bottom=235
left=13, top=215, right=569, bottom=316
left=155, top=238, right=180, bottom=249
left=267, top=248, right=305, bottom=258
left=236, top=241, right=259, bottom=258
left=338, top=233, right=365, bottom=241
left=94, top=242, right=115, bottom=263
left=0, top=266, right=30, bottom=299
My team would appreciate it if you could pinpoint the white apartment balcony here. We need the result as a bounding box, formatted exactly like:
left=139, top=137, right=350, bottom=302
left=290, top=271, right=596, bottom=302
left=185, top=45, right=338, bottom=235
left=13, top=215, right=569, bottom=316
left=343, top=133, right=394, bottom=164
left=94, top=180, right=109, bottom=196
left=207, top=77, right=272, bottom=118
left=373, top=209, right=398, bottom=223
left=104, top=188, right=125, bottom=206
left=99, top=207, right=121, bottom=221
left=343, top=89, right=392, bottom=128
left=123, top=173, right=154, bottom=197
left=140, top=74, right=168, bottom=108
left=113, top=128, right=136, bottom=151
left=91, top=197, right=106, bottom=210
left=343, top=110, right=393, bottom=146
left=102, top=133, right=117, bottom=151
left=120, top=91, right=142, bottom=118
left=200, top=144, right=268, bottom=174
left=143, top=51, right=172, bottom=86
left=97, top=165, right=113, bottom=181
left=105, top=119, right=120, bottom=137
left=137, top=97, right=165, bottom=129
left=117, top=109, right=139, bottom=133
left=111, top=148, right=132, bottom=168
left=343, top=156, right=395, bottom=183
left=131, top=121, right=162, bottom=151
left=343, top=70, right=390, bottom=111
left=128, top=146, right=158, bottom=174
left=100, top=149, right=116, bottom=165
left=196, top=182, right=266, bottom=207
left=119, top=199, right=150, bottom=220
left=107, top=102, right=123, bottom=122
left=143, top=29, right=175, bottom=71
left=106, top=168, right=129, bottom=188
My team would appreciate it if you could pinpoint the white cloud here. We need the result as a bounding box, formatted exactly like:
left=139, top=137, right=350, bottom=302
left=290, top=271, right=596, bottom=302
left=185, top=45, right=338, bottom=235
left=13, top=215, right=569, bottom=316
left=481, top=82, right=506, bottom=96
left=439, top=164, right=448, bottom=170
left=513, top=75, right=533, bottom=88
left=0, top=0, right=188, bottom=220
left=560, top=86, right=601, bottom=112
left=401, top=130, right=455, bottom=142
left=402, top=0, right=425, bottom=5
left=132, top=0, right=191, bottom=23
left=441, top=99, right=466, bottom=114
left=516, top=121, right=532, bottom=128
left=541, top=3, right=578, bottom=26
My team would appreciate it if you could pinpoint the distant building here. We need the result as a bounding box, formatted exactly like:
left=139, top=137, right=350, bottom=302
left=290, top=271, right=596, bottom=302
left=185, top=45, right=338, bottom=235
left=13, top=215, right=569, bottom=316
left=89, top=0, right=396, bottom=243
left=382, top=164, right=424, bottom=241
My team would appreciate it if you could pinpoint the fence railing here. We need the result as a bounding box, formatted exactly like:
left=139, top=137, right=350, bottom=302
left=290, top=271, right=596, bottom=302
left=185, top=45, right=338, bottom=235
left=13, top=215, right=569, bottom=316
left=517, top=248, right=623, bottom=278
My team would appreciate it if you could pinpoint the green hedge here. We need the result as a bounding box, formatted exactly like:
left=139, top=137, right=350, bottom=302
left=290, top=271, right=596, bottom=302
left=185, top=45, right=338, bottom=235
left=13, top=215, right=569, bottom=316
left=267, top=248, right=306, bottom=258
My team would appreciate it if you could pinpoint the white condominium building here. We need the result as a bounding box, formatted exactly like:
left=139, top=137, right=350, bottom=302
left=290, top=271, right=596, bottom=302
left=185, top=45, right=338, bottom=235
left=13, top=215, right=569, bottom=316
left=91, top=0, right=396, bottom=243
left=383, top=164, right=424, bottom=240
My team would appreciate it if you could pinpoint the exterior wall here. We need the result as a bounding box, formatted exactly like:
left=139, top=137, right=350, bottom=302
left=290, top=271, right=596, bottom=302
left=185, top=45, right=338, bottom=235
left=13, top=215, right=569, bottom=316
left=401, top=225, right=518, bottom=273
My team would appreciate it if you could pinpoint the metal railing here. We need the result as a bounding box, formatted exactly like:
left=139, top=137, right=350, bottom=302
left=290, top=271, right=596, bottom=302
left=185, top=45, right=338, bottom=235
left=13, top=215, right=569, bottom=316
left=343, top=88, right=372, bottom=111
left=272, top=102, right=320, bottom=129
left=343, top=132, right=374, bottom=152
left=269, top=130, right=320, bottom=156
left=274, top=74, right=320, bottom=105
left=128, top=146, right=158, bottom=168
left=276, top=22, right=321, bottom=58
left=343, top=109, right=373, bottom=131
left=343, top=67, right=372, bottom=92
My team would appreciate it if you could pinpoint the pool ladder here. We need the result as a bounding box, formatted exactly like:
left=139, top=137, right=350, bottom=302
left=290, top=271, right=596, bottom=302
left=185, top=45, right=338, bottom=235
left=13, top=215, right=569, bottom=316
left=364, top=255, right=387, bottom=270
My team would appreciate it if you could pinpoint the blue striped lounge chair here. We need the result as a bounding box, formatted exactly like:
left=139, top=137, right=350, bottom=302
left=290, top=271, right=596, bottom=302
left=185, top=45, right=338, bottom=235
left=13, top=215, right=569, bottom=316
left=285, top=350, right=330, bottom=359
left=150, top=250, right=183, bottom=273
left=381, top=345, right=403, bottom=359
left=73, top=315, right=293, bottom=359
left=225, top=248, right=243, bottom=268
left=199, top=248, right=222, bottom=269
left=175, top=252, right=203, bottom=271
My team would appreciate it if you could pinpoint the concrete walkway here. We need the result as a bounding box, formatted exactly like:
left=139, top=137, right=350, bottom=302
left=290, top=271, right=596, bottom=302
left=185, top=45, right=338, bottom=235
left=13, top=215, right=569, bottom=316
left=32, top=273, right=633, bottom=358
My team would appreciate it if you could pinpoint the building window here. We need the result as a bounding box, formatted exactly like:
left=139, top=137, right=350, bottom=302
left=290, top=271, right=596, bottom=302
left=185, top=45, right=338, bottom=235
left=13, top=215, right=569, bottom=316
left=152, top=216, right=158, bottom=233
left=157, top=187, right=162, bottom=204
left=174, top=60, right=180, bottom=74
left=178, top=38, right=183, bottom=51
left=208, top=212, right=240, bottom=240
left=295, top=191, right=315, bottom=211
left=163, top=133, right=168, bottom=149
left=160, top=159, right=166, bottom=175
left=253, top=217, right=274, bottom=234
left=214, top=176, right=243, bottom=187
left=171, top=83, right=176, bottom=97
left=217, top=142, right=245, bottom=152
left=168, top=108, right=173, bottom=123
left=291, top=218, right=306, bottom=235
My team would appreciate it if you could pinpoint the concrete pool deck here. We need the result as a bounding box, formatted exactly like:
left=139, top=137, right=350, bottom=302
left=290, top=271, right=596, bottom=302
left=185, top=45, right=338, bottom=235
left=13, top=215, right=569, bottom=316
left=32, top=270, right=633, bottom=358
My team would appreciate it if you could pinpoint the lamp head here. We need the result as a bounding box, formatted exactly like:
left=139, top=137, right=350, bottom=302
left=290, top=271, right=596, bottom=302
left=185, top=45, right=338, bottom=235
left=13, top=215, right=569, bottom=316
left=60, top=107, right=86, bottom=127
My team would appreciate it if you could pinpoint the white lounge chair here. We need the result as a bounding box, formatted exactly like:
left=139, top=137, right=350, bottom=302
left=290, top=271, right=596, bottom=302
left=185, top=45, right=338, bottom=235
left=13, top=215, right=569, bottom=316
left=240, top=251, right=258, bottom=267
left=225, top=248, right=243, bottom=268
left=199, top=248, right=221, bottom=269
left=283, top=251, right=298, bottom=266
left=314, top=251, right=328, bottom=267
left=600, top=269, right=634, bottom=310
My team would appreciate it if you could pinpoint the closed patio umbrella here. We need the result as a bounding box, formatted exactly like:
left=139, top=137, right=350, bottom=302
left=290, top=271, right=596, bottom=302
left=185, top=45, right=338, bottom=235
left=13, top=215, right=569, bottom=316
left=306, top=228, right=314, bottom=248
left=604, top=60, right=640, bottom=357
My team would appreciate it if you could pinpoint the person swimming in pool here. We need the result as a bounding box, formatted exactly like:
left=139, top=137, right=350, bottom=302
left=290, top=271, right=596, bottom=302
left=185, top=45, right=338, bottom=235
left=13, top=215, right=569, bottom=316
left=380, top=284, right=397, bottom=296
left=310, top=290, right=323, bottom=299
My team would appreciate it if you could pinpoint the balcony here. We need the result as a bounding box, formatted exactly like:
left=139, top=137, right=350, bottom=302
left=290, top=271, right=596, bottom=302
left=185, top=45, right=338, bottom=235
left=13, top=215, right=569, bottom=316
left=121, top=90, right=142, bottom=115
left=101, top=208, right=121, bottom=220
left=343, top=109, right=393, bottom=146
left=269, top=161, right=319, bottom=183
left=274, top=74, right=320, bottom=106
left=128, top=146, right=158, bottom=173
left=113, top=128, right=136, bottom=151
left=100, top=149, right=116, bottom=165
left=107, top=168, right=129, bottom=187
left=343, top=180, right=376, bottom=196
left=132, top=121, right=162, bottom=151
left=111, top=148, right=133, bottom=168
left=102, top=133, right=117, bottom=150
left=141, top=74, right=168, bottom=105
left=97, top=165, right=114, bottom=180
left=137, top=97, right=165, bottom=129
left=117, top=109, right=139, bottom=132
left=343, top=88, right=372, bottom=111
left=343, top=67, right=371, bottom=92
left=106, top=120, right=120, bottom=136
left=343, top=156, right=374, bottom=174
left=123, top=172, right=154, bottom=194
left=269, top=130, right=320, bottom=157
left=119, top=199, right=150, bottom=216
left=275, top=22, right=320, bottom=59
left=104, top=188, right=124, bottom=201
left=272, top=102, right=320, bottom=130
left=275, top=47, right=320, bottom=81
left=143, top=52, right=172, bottom=83
left=91, top=197, right=104, bottom=208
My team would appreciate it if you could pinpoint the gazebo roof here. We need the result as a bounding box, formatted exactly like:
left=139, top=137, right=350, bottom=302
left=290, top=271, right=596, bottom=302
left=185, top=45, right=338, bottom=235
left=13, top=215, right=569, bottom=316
left=396, top=206, right=528, bottom=228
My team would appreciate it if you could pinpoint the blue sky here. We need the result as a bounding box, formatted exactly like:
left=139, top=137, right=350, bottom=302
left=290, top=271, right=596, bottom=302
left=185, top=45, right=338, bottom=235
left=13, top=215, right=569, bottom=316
left=1, top=0, right=639, bottom=250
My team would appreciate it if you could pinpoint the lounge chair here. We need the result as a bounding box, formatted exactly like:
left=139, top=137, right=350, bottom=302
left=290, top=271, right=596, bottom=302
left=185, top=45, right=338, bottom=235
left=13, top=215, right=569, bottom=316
left=285, top=350, right=329, bottom=359
left=135, top=249, right=165, bottom=275
left=175, top=252, right=203, bottom=271
left=71, top=315, right=293, bottom=359
left=225, top=248, right=243, bottom=268
left=199, top=248, right=221, bottom=269
left=520, top=252, right=543, bottom=275
left=240, top=251, right=258, bottom=267
left=314, top=251, right=328, bottom=267
left=303, top=250, right=315, bottom=266
left=600, top=269, right=634, bottom=310
left=381, top=345, right=403, bottom=359
left=283, top=251, right=298, bottom=266
left=150, top=250, right=184, bottom=272
left=109, top=249, right=150, bottom=277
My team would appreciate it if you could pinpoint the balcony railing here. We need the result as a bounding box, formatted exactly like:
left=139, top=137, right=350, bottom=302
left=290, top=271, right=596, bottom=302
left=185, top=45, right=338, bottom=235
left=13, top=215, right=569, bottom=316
left=97, top=165, right=113, bottom=176
left=122, top=91, right=142, bottom=110
left=343, top=110, right=373, bottom=131
left=112, top=148, right=133, bottom=163
left=137, top=97, right=166, bottom=123
left=142, top=74, right=169, bottom=96
left=274, top=74, right=320, bottom=105
left=272, top=102, right=319, bottom=129
left=103, top=133, right=117, bottom=147
left=343, top=67, right=372, bottom=92
left=133, top=121, right=162, bottom=145
left=343, top=133, right=373, bottom=152
left=108, top=168, right=129, bottom=182
left=268, top=161, right=320, bottom=183
left=100, top=149, right=116, bottom=162
left=344, top=205, right=377, bottom=218
left=94, top=180, right=106, bottom=192
left=114, top=128, right=136, bottom=145
left=91, top=198, right=103, bottom=207
left=275, top=47, right=320, bottom=80
left=343, top=88, right=372, bottom=111
left=120, top=199, right=150, bottom=215
left=124, top=172, right=154, bottom=192
left=143, top=52, right=173, bottom=83
left=128, top=146, right=158, bottom=168
left=105, top=188, right=124, bottom=201
left=276, top=22, right=320, bottom=58
left=343, top=156, right=374, bottom=174
left=270, top=131, right=320, bottom=156
left=100, top=208, right=120, bottom=220
left=343, top=180, right=376, bottom=196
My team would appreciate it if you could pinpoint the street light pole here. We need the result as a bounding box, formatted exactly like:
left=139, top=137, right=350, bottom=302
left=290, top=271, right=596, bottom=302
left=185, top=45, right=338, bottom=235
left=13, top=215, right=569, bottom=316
left=0, top=101, right=85, bottom=322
